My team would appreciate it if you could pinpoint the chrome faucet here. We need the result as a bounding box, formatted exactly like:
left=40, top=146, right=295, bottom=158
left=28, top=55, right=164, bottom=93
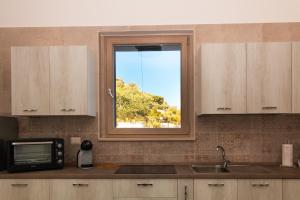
left=216, top=145, right=231, bottom=169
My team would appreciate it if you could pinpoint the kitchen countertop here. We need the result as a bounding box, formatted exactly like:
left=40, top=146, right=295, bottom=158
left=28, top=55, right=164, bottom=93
left=1, top=164, right=300, bottom=179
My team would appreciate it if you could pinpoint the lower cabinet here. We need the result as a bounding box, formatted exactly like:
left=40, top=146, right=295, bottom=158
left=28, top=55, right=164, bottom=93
left=282, top=180, right=300, bottom=200
left=194, top=179, right=237, bottom=200
left=50, top=179, right=113, bottom=200
left=0, top=179, right=50, bottom=200
left=237, top=179, right=282, bottom=200
left=178, top=179, right=194, bottom=200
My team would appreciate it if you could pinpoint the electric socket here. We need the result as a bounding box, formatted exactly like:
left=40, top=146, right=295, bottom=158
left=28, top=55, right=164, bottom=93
left=70, top=137, right=81, bottom=145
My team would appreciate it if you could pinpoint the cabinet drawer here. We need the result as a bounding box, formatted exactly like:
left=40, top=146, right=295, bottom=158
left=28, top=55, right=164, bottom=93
left=113, top=179, right=177, bottom=198
left=115, top=198, right=176, bottom=200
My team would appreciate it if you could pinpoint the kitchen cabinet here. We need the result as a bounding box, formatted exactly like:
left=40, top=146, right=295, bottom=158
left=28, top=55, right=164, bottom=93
left=292, top=42, right=300, bottom=113
left=194, top=179, right=237, bottom=200
left=200, top=43, right=246, bottom=114
left=238, top=179, right=282, bottom=200
left=113, top=179, right=177, bottom=199
left=178, top=179, right=193, bottom=200
left=0, top=179, right=50, bottom=200
left=11, top=45, right=95, bottom=116
left=50, top=179, right=113, bottom=200
left=49, top=46, right=95, bottom=116
left=247, top=42, right=292, bottom=113
left=11, top=47, right=50, bottom=115
left=283, top=180, right=300, bottom=200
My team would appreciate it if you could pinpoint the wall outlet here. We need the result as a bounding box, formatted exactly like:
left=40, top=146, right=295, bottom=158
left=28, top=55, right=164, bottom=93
left=70, top=137, right=81, bottom=145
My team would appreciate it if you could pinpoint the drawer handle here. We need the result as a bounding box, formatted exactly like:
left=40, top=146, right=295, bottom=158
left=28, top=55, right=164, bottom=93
left=262, top=106, right=277, bottom=110
left=208, top=183, right=225, bottom=187
left=61, top=108, right=76, bottom=112
left=137, top=183, right=153, bottom=187
left=23, top=109, right=37, bottom=112
left=184, top=185, right=188, bottom=200
left=217, top=107, right=231, bottom=111
left=72, top=183, right=89, bottom=187
left=11, top=183, right=28, bottom=187
left=252, top=183, right=269, bottom=187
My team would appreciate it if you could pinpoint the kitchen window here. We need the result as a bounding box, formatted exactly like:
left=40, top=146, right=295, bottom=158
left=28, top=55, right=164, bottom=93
left=99, top=33, right=194, bottom=140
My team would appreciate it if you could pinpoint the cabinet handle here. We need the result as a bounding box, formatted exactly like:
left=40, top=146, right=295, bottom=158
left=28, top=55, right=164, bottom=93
left=61, top=108, right=76, bottom=112
left=262, top=106, right=277, bottom=110
left=252, top=183, right=269, bottom=187
left=184, top=185, right=188, bottom=200
left=11, top=183, right=28, bottom=187
left=23, top=109, right=37, bottom=112
left=208, top=183, right=225, bottom=187
left=137, top=183, right=153, bottom=186
left=72, top=183, right=89, bottom=187
left=217, top=107, right=231, bottom=111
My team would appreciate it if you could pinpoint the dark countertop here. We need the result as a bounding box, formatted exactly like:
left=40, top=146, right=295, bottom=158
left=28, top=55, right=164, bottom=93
left=1, top=164, right=300, bottom=179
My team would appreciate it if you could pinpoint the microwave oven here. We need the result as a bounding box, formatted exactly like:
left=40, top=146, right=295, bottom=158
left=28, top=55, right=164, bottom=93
left=7, top=138, right=64, bottom=172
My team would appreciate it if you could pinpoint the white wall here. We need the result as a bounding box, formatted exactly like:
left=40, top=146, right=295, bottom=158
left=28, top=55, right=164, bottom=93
left=0, top=0, right=300, bottom=27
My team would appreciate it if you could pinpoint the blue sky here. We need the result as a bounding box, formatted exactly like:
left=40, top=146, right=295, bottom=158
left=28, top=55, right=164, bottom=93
left=115, top=50, right=181, bottom=109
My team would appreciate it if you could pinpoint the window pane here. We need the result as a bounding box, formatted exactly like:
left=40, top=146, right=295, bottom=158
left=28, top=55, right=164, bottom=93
left=114, top=44, right=181, bottom=128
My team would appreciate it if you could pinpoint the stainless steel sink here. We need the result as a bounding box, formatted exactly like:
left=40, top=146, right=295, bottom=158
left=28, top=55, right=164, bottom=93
left=192, top=165, right=230, bottom=173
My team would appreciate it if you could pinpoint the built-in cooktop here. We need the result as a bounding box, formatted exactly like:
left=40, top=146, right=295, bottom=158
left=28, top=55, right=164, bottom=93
left=114, top=165, right=177, bottom=174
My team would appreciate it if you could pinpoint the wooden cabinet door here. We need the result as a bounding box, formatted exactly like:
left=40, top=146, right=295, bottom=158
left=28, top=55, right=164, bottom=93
left=116, top=198, right=177, bottom=200
left=194, top=179, right=237, bottom=200
left=11, top=47, right=50, bottom=115
left=49, top=46, right=90, bottom=115
left=178, top=179, right=193, bottom=200
left=0, top=179, right=49, bottom=200
left=50, top=179, right=113, bottom=200
left=292, top=42, right=300, bottom=113
left=200, top=43, right=246, bottom=114
left=283, top=180, right=300, bottom=200
left=247, top=42, right=292, bottom=113
left=238, top=179, right=282, bottom=200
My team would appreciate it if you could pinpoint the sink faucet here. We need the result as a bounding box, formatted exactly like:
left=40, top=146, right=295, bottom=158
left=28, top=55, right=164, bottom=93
left=216, top=145, right=231, bottom=169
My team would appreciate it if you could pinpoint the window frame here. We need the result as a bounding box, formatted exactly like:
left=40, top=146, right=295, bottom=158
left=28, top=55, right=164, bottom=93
left=99, top=32, right=195, bottom=141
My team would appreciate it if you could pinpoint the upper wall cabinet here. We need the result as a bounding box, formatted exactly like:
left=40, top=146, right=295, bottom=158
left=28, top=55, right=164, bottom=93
left=11, top=47, right=50, bottom=115
left=200, top=43, right=247, bottom=114
left=247, top=42, right=292, bottom=113
left=49, top=46, right=95, bottom=116
left=292, top=42, right=300, bottom=113
left=11, top=46, right=95, bottom=116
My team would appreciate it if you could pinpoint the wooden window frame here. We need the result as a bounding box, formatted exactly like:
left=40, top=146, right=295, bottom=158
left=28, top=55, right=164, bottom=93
left=99, top=32, right=195, bottom=141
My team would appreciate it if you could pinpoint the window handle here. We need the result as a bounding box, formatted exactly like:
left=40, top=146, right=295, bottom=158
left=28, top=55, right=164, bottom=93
left=107, top=88, right=114, bottom=99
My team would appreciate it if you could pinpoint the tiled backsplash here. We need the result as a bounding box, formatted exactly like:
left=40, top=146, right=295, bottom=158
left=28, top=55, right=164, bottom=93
left=2, top=23, right=300, bottom=164
left=19, top=115, right=300, bottom=164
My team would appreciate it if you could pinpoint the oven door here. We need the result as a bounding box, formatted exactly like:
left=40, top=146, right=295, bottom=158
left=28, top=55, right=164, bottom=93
left=8, top=141, right=55, bottom=172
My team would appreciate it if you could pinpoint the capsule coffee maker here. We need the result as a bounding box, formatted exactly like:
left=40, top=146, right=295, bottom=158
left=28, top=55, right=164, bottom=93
left=77, top=140, right=93, bottom=169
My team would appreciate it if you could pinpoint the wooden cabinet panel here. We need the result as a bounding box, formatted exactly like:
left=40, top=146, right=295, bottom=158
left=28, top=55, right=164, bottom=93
left=200, top=43, right=246, bottom=114
left=0, top=179, right=49, bottom=200
left=115, top=198, right=176, bottom=200
left=283, top=180, right=300, bottom=200
left=238, top=179, right=282, bottom=200
left=194, top=179, right=237, bottom=200
left=49, top=46, right=95, bottom=116
left=50, top=179, right=113, bottom=200
left=113, top=179, right=177, bottom=198
left=292, top=42, right=300, bottom=113
left=178, top=179, right=193, bottom=200
left=11, top=47, right=50, bottom=115
left=247, top=42, right=292, bottom=113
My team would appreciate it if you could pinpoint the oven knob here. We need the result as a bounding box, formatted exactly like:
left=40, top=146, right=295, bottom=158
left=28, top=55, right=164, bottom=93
left=57, top=151, right=63, bottom=156
left=57, top=143, right=63, bottom=149
left=57, top=159, right=63, bottom=164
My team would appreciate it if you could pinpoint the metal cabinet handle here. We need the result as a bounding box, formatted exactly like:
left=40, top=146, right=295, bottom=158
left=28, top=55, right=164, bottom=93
left=208, top=183, right=225, bottom=187
left=72, top=183, right=89, bottom=187
left=252, top=183, right=269, bottom=187
left=23, top=109, right=37, bottom=112
left=262, top=106, right=277, bottom=110
left=184, top=185, right=188, bottom=200
left=217, top=107, right=231, bottom=111
left=137, top=183, right=153, bottom=186
left=61, top=108, right=76, bottom=112
left=11, top=183, right=28, bottom=187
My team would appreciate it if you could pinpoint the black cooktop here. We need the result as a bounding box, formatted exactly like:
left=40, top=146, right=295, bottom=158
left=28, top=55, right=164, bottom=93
left=114, top=165, right=177, bottom=174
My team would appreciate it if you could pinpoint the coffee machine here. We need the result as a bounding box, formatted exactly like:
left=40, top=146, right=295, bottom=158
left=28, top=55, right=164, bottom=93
left=77, top=140, right=93, bottom=169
